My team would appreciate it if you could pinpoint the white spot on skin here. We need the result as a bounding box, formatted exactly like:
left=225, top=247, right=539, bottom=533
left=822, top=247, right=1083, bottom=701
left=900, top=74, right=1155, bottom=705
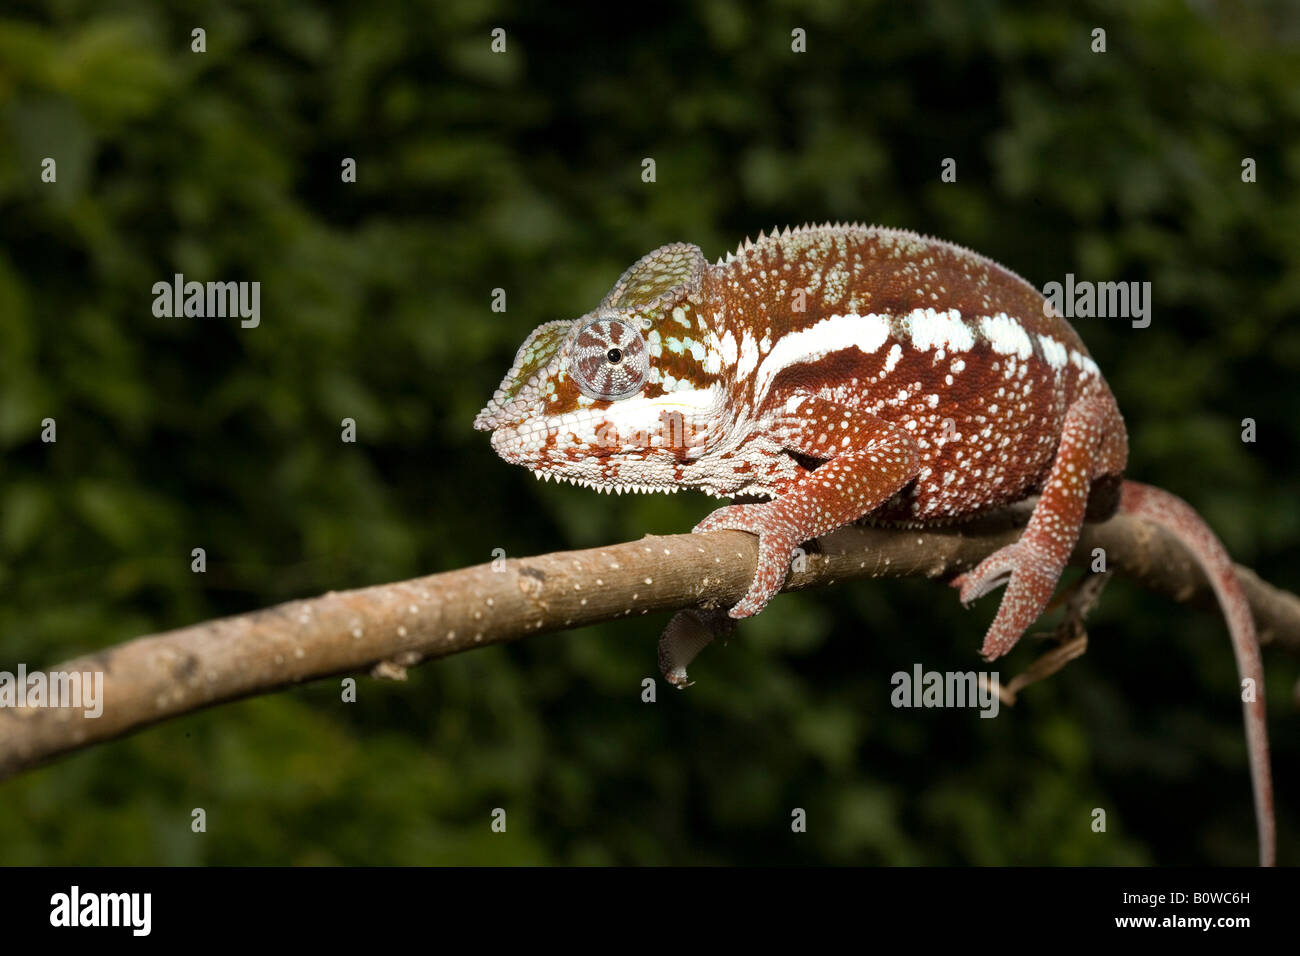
left=1068, top=349, right=1100, bottom=377
left=980, top=312, right=1034, bottom=359
left=720, top=330, right=739, bottom=366
left=737, top=330, right=760, bottom=378
left=908, top=307, right=974, bottom=353
left=882, top=342, right=903, bottom=373
left=1037, top=334, right=1068, bottom=369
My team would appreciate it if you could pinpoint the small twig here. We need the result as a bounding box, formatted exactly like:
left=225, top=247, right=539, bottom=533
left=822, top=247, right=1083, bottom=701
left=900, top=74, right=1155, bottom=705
left=999, top=573, right=1110, bottom=706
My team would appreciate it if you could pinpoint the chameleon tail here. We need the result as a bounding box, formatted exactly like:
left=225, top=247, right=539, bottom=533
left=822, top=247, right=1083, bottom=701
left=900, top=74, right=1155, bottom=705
left=1119, top=480, right=1275, bottom=866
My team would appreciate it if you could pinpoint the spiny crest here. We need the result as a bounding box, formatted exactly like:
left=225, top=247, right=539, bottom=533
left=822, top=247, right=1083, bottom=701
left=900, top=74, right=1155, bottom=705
left=723, top=220, right=866, bottom=265
left=716, top=222, right=1040, bottom=298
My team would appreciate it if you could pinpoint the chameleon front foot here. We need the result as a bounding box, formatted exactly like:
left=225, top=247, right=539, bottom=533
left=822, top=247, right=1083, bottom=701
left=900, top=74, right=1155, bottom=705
left=659, top=501, right=803, bottom=685
left=658, top=608, right=736, bottom=687
left=693, top=502, right=803, bottom=619
left=951, top=540, right=1060, bottom=660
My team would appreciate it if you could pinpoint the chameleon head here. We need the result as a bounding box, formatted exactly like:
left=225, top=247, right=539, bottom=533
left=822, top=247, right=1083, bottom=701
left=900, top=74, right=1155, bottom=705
left=474, top=243, right=731, bottom=495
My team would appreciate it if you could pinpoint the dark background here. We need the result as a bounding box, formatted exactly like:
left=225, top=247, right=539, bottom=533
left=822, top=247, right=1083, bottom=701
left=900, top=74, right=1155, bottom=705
left=1, top=0, right=1297, bottom=864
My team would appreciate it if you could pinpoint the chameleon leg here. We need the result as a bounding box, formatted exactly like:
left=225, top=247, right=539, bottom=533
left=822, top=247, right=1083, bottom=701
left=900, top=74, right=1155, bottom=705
left=952, top=395, right=1125, bottom=660
left=659, top=395, right=919, bottom=685
left=695, top=394, right=920, bottom=619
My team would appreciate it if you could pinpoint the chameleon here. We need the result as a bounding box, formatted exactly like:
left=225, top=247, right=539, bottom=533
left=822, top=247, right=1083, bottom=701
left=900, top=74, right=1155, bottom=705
left=473, top=223, right=1274, bottom=865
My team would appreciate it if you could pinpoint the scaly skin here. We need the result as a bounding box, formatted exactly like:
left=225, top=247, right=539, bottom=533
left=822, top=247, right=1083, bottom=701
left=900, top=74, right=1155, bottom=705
left=475, top=223, right=1274, bottom=865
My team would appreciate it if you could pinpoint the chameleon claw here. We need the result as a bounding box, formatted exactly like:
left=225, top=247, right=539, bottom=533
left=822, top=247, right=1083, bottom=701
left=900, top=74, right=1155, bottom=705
left=954, top=541, right=1061, bottom=660
left=951, top=543, right=1022, bottom=606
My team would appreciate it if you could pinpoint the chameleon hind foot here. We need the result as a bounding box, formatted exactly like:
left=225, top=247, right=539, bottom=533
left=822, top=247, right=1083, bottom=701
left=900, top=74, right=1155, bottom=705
left=951, top=540, right=1060, bottom=661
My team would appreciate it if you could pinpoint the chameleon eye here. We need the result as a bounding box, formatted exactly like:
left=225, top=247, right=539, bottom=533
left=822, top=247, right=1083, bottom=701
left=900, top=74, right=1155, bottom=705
left=571, top=317, right=649, bottom=400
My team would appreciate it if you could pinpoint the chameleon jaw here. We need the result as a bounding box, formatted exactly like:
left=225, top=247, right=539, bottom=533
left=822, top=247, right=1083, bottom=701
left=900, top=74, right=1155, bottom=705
left=482, top=386, right=734, bottom=497
left=487, top=422, right=691, bottom=496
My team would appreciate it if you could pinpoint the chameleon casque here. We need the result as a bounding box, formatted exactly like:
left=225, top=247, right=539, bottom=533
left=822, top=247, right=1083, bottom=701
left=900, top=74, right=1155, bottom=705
left=474, top=223, right=1274, bottom=865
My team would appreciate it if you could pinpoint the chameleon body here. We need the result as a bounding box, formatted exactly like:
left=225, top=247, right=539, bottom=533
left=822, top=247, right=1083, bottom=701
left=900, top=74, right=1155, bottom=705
left=474, top=224, right=1274, bottom=865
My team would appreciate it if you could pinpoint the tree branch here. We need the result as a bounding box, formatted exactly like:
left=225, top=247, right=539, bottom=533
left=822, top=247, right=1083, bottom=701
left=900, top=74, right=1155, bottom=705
left=3, top=505, right=1298, bottom=780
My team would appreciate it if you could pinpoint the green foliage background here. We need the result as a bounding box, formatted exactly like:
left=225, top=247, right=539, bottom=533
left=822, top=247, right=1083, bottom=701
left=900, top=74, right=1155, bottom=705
left=1, top=0, right=1297, bottom=864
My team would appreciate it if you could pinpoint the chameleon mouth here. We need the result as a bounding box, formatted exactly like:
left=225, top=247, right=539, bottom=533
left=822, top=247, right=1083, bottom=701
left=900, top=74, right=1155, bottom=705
left=480, top=388, right=727, bottom=497
left=484, top=423, right=686, bottom=496
left=487, top=417, right=693, bottom=497
left=486, top=423, right=546, bottom=465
